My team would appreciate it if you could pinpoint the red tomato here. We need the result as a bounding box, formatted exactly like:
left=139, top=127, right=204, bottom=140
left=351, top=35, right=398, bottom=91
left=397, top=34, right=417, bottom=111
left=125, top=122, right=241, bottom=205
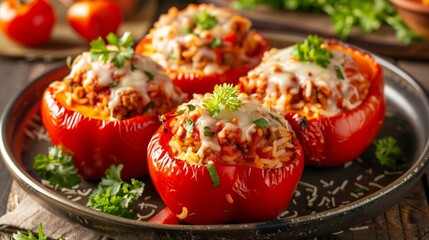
left=147, top=116, right=304, bottom=225
left=67, top=0, right=122, bottom=42
left=40, top=74, right=160, bottom=180
left=284, top=40, right=386, bottom=167
left=0, top=0, right=55, bottom=46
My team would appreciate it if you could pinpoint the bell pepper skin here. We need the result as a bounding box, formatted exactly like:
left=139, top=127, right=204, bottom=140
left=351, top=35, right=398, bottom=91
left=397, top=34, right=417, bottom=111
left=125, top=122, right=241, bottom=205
left=284, top=40, right=386, bottom=167
left=41, top=84, right=160, bottom=180
left=147, top=117, right=304, bottom=225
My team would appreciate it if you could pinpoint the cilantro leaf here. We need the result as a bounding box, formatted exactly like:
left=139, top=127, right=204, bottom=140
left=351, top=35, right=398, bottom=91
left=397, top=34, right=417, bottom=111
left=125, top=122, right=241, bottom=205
left=89, top=32, right=134, bottom=68
left=203, top=84, right=242, bottom=117
left=374, top=136, right=405, bottom=170
left=33, top=146, right=81, bottom=189
left=87, top=164, right=144, bottom=218
left=194, top=10, right=218, bottom=30
left=295, top=35, right=332, bottom=68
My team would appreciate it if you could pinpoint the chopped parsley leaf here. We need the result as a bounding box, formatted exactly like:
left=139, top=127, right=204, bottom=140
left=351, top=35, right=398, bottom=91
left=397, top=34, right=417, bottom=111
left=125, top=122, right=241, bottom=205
left=194, top=10, right=218, bottom=30
left=253, top=118, right=269, bottom=127
left=203, top=84, right=242, bottom=117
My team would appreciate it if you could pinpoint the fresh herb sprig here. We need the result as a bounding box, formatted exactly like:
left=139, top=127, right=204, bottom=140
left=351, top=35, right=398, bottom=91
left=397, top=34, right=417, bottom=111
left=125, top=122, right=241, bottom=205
left=203, top=84, right=242, bottom=117
left=12, top=223, right=65, bottom=240
left=374, top=136, right=405, bottom=170
left=87, top=164, right=144, bottom=218
left=90, top=32, right=134, bottom=68
left=232, top=0, right=421, bottom=44
left=194, top=10, right=218, bottom=30
left=295, top=35, right=332, bottom=68
left=33, top=146, right=81, bottom=190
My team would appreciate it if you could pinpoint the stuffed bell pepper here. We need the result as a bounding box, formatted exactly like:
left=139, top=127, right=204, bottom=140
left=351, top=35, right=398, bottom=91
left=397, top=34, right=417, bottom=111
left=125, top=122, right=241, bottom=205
left=239, top=35, right=386, bottom=167
left=41, top=33, right=186, bottom=180
left=135, top=3, right=269, bottom=95
left=147, top=84, right=304, bottom=224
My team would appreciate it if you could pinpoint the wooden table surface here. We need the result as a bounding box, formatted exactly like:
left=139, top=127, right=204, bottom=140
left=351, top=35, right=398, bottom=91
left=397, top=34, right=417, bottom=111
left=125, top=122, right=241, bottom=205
left=1, top=0, right=429, bottom=239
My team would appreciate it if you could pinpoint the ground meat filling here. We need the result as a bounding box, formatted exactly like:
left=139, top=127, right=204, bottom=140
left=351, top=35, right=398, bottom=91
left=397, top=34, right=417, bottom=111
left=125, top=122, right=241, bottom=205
left=141, top=3, right=264, bottom=75
left=239, top=45, right=371, bottom=119
left=167, top=94, right=296, bottom=169
left=52, top=52, right=186, bottom=121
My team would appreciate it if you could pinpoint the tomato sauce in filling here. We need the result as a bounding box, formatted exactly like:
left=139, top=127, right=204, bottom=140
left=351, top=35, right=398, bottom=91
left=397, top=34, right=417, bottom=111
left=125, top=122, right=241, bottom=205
left=167, top=94, right=296, bottom=169
left=239, top=45, right=371, bottom=119
left=51, top=52, right=185, bottom=121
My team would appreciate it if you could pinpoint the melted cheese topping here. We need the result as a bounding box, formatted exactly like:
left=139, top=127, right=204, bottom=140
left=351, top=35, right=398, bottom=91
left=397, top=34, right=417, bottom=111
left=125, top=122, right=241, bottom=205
left=142, top=4, right=257, bottom=74
left=242, top=46, right=368, bottom=118
left=60, top=51, right=185, bottom=120
left=180, top=94, right=292, bottom=155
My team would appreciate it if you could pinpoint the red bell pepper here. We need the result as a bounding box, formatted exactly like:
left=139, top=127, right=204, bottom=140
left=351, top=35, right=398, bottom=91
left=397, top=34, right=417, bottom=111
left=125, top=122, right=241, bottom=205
left=40, top=32, right=185, bottom=180
left=261, top=39, right=385, bottom=167
left=136, top=32, right=269, bottom=96
left=41, top=85, right=160, bottom=180
left=147, top=107, right=304, bottom=224
left=135, top=4, right=270, bottom=96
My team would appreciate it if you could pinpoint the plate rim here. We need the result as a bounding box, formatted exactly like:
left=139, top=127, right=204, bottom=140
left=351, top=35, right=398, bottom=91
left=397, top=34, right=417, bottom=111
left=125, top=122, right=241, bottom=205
left=2, top=41, right=429, bottom=238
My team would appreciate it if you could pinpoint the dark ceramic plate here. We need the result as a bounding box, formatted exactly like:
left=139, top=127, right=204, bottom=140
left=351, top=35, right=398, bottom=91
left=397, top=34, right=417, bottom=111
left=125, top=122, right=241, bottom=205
left=1, top=33, right=429, bottom=240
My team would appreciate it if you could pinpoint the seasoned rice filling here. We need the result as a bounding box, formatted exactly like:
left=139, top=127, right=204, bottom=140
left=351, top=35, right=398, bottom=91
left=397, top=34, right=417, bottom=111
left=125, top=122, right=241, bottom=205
left=140, top=4, right=264, bottom=75
left=51, top=51, right=185, bottom=121
left=167, top=93, right=296, bottom=169
left=239, top=45, right=371, bottom=119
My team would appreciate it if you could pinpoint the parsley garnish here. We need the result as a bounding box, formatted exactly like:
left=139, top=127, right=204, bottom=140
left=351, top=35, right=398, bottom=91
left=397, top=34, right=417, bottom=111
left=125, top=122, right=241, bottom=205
left=174, top=109, right=186, bottom=115
left=184, top=119, right=194, bottom=134
left=335, top=65, right=345, bottom=80
left=374, top=136, right=404, bottom=170
left=206, top=162, right=220, bottom=187
left=111, top=81, right=119, bottom=87
left=295, top=35, right=332, bottom=68
left=203, top=84, right=242, bottom=117
left=194, top=10, right=218, bottom=30
left=232, top=0, right=421, bottom=44
left=174, top=104, right=196, bottom=115
left=87, top=164, right=144, bottom=218
left=253, top=118, right=269, bottom=127
left=90, top=32, right=134, bottom=68
left=354, top=187, right=367, bottom=194
left=187, top=104, right=196, bottom=111
left=210, top=38, right=222, bottom=48
left=13, top=223, right=65, bottom=240
left=144, top=71, right=154, bottom=81
left=204, top=126, right=215, bottom=137
left=33, top=146, right=81, bottom=190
